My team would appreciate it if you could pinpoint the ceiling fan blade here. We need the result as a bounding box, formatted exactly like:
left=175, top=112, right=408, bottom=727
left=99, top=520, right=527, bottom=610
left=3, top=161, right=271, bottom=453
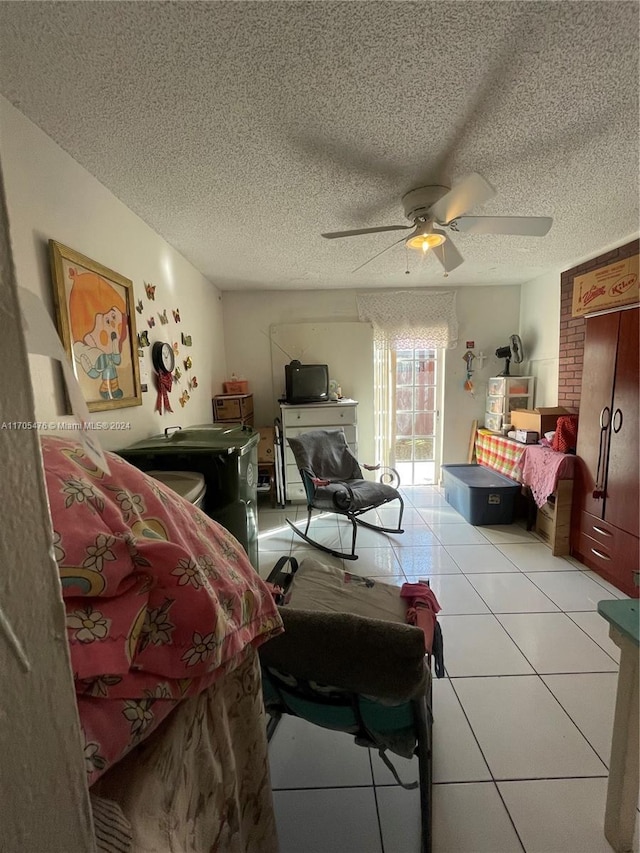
left=322, top=224, right=411, bottom=239
left=351, top=235, right=408, bottom=273
left=429, top=172, right=496, bottom=225
left=450, top=216, right=553, bottom=236
left=432, top=236, right=464, bottom=273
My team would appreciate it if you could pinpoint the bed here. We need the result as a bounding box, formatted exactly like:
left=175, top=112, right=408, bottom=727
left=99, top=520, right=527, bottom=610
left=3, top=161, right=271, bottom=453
left=41, top=436, right=283, bottom=852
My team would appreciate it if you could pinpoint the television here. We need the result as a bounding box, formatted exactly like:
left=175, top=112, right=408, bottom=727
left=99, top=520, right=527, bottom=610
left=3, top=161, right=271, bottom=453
left=285, top=360, right=330, bottom=404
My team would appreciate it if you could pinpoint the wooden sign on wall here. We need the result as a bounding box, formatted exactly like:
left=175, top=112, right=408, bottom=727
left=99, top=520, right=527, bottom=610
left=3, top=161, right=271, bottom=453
left=572, top=254, right=639, bottom=317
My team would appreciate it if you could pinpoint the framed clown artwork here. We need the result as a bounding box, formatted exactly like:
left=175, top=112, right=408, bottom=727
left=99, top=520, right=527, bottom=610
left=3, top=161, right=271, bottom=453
left=49, top=241, right=142, bottom=412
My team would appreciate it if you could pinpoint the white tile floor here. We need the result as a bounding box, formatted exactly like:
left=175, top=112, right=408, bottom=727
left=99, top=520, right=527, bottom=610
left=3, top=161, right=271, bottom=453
left=257, top=486, right=637, bottom=853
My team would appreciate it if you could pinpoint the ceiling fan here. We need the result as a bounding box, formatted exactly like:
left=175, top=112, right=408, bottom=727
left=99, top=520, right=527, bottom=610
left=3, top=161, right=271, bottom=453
left=321, top=172, right=553, bottom=273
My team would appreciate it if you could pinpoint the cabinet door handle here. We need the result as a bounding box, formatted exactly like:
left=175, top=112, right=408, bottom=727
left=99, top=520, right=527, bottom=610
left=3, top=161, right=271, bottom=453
left=593, top=406, right=611, bottom=499
left=592, top=525, right=612, bottom=537
left=612, top=408, right=623, bottom=434
left=591, top=548, right=611, bottom=561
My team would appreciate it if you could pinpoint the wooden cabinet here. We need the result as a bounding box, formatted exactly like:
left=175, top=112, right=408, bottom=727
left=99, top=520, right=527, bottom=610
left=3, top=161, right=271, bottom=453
left=571, top=308, right=639, bottom=596
left=280, top=401, right=358, bottom=501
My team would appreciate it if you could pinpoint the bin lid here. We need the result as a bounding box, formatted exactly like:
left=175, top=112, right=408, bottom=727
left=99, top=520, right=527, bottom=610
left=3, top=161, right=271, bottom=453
left=147, top=470, right=206, bottom=503
left=120, top=424, right=259, bottom=456
left=442, top=464, right=520, bottom=490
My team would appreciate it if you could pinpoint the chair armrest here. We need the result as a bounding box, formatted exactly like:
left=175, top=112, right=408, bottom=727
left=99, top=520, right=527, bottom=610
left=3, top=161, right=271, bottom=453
left=259, top=607, right=428, bottom=703
left=362, top=464, right=401, bottom=488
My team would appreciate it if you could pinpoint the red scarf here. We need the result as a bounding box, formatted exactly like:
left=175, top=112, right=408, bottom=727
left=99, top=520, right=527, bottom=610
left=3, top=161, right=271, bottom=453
left=155, top=370, right=173, bottom=414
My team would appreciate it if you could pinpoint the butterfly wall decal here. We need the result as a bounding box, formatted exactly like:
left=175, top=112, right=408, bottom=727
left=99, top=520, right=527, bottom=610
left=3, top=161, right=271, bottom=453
left=158, top=309, right=169, bottom=325
left=135, top=299, right=143, bottom=314
left=179, top=391, right=190, bottom=407
left=172, top=309, right=181, bottom=323
left=173, top=341, right=179, bottom=355
left=147, top=316, right=156, bottom=328
left=138, top=331, right=150, bottom=347
left=181, top=333, right=192, bottom=347
left=189, top=376, right=198, bottom=390
left=174, top=367, right=182, bottom=381
left=184, top=356, right=193, bottom=371
left=145, top=282, right=156, bottom=300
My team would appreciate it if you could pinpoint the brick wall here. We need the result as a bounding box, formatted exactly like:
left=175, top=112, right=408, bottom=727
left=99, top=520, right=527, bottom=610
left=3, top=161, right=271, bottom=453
left=559, top=238, right=639, bottom=411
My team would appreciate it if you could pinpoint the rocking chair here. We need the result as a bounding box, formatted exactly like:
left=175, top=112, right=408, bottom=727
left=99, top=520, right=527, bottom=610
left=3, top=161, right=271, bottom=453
left=286, top=428, right=404, bottom=560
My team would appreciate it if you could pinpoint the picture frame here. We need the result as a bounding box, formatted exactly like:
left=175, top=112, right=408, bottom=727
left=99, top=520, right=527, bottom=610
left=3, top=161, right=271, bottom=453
left=49, top=241, right=142, bottom=412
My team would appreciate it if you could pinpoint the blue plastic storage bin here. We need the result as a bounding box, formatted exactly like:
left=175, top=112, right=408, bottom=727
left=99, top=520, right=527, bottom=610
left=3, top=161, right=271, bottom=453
left=441, top=464, right=520, bottom=526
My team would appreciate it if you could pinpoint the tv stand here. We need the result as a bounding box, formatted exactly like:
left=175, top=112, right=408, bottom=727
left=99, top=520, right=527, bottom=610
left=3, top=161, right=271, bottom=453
left=280, top=400, right=358, bottom=501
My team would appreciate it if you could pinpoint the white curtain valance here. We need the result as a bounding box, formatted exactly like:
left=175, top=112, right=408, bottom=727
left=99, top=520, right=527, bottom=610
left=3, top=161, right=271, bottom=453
left=356, top=290, right=458, bottom=350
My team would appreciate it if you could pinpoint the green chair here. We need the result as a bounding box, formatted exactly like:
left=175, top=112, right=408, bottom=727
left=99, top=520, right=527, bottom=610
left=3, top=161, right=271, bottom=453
left=259, top=557, right=444, bottom=853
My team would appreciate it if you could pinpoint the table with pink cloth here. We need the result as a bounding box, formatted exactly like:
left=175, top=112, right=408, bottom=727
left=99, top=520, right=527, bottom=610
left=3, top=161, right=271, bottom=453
left=475, top=430, right=575, bottom=508
left=515, top=444, right=576, bottom=507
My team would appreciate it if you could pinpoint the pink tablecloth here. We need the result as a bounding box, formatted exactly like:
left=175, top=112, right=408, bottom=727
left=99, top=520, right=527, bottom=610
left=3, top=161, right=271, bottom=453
left=518, top=445, right=576, bottom=507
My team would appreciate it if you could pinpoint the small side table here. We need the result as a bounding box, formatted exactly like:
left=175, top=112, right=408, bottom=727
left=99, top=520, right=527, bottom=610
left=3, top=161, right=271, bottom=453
left=598, top=599, right=639, bottom=853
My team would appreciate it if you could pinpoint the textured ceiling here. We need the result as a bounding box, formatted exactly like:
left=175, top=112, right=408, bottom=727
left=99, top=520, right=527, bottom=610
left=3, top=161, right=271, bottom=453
left=0, top=1, right=638, bottom=291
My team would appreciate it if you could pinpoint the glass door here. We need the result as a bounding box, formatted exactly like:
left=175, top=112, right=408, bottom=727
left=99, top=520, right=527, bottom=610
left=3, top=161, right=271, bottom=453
left=394, top=348, right=442, bottom=485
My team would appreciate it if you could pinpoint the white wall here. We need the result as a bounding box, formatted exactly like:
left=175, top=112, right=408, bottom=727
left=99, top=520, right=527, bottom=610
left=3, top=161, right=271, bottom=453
left=0, top=168, right=95, bottom=852
left=0, top=97, right=226, bottom=451
left=519, top=269, right=561, bottom=406
left=222, top=285, right=522, bottom=469
left=441, top=284, right=521, bottom=465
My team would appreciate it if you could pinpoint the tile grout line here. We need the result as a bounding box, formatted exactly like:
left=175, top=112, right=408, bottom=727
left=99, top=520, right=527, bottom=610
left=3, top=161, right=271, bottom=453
left=367, top=748, right=386, bottom=853
left=564, top=611, right=620, bottom=664
left=492, top=611, right=618, bottom=675
left=535, top=672, right=611, bottom=772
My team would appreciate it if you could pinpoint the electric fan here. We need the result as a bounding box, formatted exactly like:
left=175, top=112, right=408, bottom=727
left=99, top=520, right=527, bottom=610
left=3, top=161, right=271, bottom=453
left=495, top=334, right=524, bottom=376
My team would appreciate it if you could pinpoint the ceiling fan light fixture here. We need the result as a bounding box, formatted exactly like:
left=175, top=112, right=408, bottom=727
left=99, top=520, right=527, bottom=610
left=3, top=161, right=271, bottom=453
left=405, top=229, right=446, bottom=254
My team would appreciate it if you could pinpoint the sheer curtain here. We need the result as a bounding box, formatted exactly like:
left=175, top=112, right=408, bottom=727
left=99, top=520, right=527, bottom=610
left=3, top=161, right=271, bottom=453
left=357, top=290, right=458, bottom=468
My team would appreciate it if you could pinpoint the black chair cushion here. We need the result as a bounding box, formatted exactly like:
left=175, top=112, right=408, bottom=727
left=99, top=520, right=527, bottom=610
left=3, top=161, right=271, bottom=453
left=314, top=479, right=401, bottom=511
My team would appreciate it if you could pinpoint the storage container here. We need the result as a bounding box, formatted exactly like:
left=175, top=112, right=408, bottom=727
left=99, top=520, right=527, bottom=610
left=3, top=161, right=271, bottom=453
left=441, top=463, right=521, bottom=525
left=484, top=412, right=503, bottom=432
left=223, top=379, right=249, bottom=394
left=486, top=376, right=535, bottom=420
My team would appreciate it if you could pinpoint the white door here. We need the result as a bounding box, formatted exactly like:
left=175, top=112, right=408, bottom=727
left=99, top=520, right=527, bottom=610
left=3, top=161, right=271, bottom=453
left=393, top=348, right=443, bottom=485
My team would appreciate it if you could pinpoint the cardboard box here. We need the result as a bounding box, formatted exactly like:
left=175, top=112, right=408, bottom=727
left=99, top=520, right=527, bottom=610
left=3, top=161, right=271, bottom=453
left=535, top=480, right=573, bottom=556
left=212, top=393, right=254, bottom=423
left=511, top=407, right=569, bottom=435
left=513, top=429, right=539, bottom=444
left=257, top=426, right=275, bottom=463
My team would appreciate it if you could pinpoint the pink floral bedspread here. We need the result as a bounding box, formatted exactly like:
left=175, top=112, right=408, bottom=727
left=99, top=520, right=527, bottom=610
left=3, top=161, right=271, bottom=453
left=41, top=436, right=283, bottom=784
